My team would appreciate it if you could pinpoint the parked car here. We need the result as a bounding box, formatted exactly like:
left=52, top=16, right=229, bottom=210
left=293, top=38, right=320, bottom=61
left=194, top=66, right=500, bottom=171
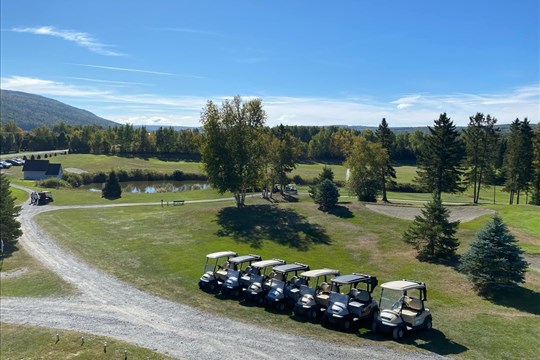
left=198, top=251, right=238, bottom=291
left=0, top=160, right=12, bottom=169
left=372, top=279, right=432, bottom=340
left=6, top=158, right=24, bottom=166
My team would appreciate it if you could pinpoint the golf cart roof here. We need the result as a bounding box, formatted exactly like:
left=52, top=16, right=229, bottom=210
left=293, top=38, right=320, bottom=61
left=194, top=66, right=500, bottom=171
left=300, top=268, right=340, bottom=278
left=206, top=251, right=237, bottom=259
left=273, top=263, right=309, bottom=274
left=251, top=259, right=286, bottom=268
left=381, top=280, right=426, bottom=291
left=229, top=254, right=262, bottom=264
left=331, top=273, right=374, bottom=285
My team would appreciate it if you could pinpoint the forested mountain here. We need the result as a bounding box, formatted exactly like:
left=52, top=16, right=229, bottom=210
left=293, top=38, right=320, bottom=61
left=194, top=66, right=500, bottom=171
left=0, top=90, right=118, bottom=130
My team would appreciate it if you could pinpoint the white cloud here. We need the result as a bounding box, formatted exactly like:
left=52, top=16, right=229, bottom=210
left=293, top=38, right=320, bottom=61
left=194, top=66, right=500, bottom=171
left=2, top=75, right=537, bottom=127
left=12, top=26, right=124, bottom=56
left=75, top=64, right=177, bottom=76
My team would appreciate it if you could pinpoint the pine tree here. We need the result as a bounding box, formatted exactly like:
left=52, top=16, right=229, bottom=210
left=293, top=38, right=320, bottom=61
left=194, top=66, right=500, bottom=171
left=0, top=174, right=22, bottom=254
left=460, top=215, right=528, bottom=293
left=415, top=113, right=465, bottom=201
left=530, top=123, right=540, bottom=205
left=375, top=118, right=397, bottom=202
left=102, top=170, right=122, bottom=199
left=503, top=118, right=534, bottom=204
left=403, top=195, right=460, bottom=262
left=310, top=178, right=340, bottom=211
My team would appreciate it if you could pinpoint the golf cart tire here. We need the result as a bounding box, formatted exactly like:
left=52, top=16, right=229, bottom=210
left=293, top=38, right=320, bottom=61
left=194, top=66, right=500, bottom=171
left=208, top=282, right=216, bottom=291
left=233, top=289, right=241, bottom=297
left=278, top=302, right=286, bottom=312
left=309, top=309, right=318, bottom=320
left=342, top=319, right=352, bottom=331
left=424, top=317, right=433, bottom=330
left=257, top=296, right=264, bottom=305
left=371, top=320, right=378, bottom=333
left=393, top=327, right=404, bottom=340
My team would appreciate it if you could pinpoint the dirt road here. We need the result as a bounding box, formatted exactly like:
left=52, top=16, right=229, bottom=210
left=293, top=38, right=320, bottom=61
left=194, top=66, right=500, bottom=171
left=1, top=188, right=442, bottom=359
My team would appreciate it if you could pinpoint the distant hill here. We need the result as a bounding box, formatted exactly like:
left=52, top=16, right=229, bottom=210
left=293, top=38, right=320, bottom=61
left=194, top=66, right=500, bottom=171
left=0, top=90, right=119, bottom=130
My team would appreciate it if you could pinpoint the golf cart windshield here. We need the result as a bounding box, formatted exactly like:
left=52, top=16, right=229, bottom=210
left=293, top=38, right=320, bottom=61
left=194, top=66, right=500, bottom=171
left=329, top=292, right=348, bottom=305
left=250, top=274, right=264, bottom=284
left=381, top=288, right=404, bottom=311
left=204, top=263, right=215, bottom=274
left=227, top=269, right=240, bottom=279
left=269, top=279, right=285, bottom=291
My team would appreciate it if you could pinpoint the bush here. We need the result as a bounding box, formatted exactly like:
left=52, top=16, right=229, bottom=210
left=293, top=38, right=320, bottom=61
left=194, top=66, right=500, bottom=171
left=36, top=178, right=70, bottom=189
left=102, top=171, right=122, bottom=199
left=310, top=179, right=340, bottom=211
left=387, top=182, right=425, bottom=193
left=63, top=173, right=83, bottom=188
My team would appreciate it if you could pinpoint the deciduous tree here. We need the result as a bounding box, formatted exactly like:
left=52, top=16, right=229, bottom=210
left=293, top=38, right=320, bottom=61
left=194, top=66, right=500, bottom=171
left=375, top=118, right=396, bottom=202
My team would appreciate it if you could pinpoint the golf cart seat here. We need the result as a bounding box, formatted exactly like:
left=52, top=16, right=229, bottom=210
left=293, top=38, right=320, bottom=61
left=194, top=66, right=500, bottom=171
left=316, top=283, right=332, bottom=306
left=401, top=296, right=423, bottom=324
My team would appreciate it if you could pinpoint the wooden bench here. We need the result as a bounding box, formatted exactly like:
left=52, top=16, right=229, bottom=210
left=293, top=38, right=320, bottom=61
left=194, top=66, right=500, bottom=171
left=172, top=200, right=185, bottom=206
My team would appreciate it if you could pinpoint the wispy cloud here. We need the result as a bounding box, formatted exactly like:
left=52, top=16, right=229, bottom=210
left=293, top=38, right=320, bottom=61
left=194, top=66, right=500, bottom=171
left=66, top=77, right=151, bottom=87
left=12, top=26, right=124, bottom=56
left=2, top=75, right=537, bottom=127
left=75, top=64, right=176, bottom=76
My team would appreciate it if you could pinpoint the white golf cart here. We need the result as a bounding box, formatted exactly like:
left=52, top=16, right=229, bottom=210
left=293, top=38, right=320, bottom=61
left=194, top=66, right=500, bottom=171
left=292, top=268, right=340, bottom=320
left=372, top=279, right=432, bottom=340
left=244, top=259, right=287, bottom=304
left=221, top=254, right=262, bottom=297
left=322, top=273, right=379, bottom=331
left=265, top=263, right=310, bottom=311
left=198, top=251, right=238, bottom=291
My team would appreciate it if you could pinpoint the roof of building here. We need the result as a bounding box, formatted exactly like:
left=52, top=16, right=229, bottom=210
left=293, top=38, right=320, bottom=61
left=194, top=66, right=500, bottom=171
left=46, top=163, right=62, bottom=175
left=22, top=159, right=50, bottom=172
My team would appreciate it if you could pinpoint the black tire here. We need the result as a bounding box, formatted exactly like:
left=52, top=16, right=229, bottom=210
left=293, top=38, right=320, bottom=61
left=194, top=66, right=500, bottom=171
left=393, top=327, right=404, bottom=340
left=342, top=319, right=351, bottom=331
left=257, top=296, right=264, bottom=305
left=278, top=302, right=286, bottom=312
left=371, top=320, right=378, bottom=333
left=424, top=317, right=433, bottom=330
left=233, top=289, right=240, bottom=298
left=208, top=282, right=216, bottom=291
left=309, top=309, right=318, bottom=320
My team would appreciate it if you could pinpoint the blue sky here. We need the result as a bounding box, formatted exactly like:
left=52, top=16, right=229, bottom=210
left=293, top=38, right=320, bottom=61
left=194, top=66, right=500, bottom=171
left=1, top=0, right=538, bottom=127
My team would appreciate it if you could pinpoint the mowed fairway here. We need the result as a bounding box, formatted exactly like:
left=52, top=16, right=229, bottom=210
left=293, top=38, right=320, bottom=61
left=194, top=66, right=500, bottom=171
left=35, top=196, right=540, bottom=359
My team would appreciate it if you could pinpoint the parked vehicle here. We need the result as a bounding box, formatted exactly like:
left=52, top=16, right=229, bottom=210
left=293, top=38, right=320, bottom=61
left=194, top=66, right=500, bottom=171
left=6, top=158, right=24, bottom=166
left=322, top=273, right=379, bottom=331
left=244, top=259, right=286, bottom=304
left=0, top=161, right=12, bottom=169
left=221, top=254, right=262, bottom=297
left=371, top=280, right=432, bottom=340
left=198, top=251, right=238, bottom=291
left=292, top=268, right=340, bottom=319
left=265, top=263, right=310, bottom=311
left=37, top=191, right=53, bottom=205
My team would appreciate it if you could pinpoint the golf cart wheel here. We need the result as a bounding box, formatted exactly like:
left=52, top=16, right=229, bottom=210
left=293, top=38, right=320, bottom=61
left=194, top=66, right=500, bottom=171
left=309, top=309, right=318, bottom=320
left=342, top=319, right=351, bottom=331
left=233, top=289, right=241, bottom=297
left=208, top=282, right=216, bottom=291
left=278, top=302, right=286, bottom=311
left=424, top=317, right=433, bottom=330
left=392, top=327, right=404, bottom=340
left=371, top=321, right=378, bottom=333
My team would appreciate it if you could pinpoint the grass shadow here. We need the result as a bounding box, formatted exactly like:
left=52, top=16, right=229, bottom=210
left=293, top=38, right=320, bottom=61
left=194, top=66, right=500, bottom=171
left=484, top=285, right=540, bottom=315
left=362, top=328, right=468, bottom=356
left=0, top=241, right=19, bottom=262
left=216, top=205, right=332, bottom=250
left=328, top=205, right=354, bottom=219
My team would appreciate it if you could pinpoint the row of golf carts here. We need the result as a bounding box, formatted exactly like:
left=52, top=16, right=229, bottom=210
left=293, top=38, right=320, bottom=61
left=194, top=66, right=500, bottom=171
left=198, top=251, right=432, bottom=340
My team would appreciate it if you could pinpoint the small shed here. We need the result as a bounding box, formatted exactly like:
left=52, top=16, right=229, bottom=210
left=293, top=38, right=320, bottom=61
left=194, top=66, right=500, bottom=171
left=22, top=160, right=63, bottom=180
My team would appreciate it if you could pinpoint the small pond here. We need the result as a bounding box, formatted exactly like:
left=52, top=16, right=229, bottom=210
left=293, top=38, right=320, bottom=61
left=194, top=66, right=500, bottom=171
left=85, top=181, right=210, bottom=193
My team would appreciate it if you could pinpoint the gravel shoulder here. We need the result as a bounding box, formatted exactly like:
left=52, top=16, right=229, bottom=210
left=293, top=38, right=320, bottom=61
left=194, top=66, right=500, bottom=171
left=1, top=186, right=443, bottom=360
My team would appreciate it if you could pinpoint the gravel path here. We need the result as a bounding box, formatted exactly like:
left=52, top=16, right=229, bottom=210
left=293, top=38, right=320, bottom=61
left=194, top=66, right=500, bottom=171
left=1, top=187, right=443, bottom=360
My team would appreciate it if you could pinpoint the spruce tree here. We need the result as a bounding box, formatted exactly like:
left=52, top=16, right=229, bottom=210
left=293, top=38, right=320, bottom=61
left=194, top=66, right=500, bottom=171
left=311, top=178, right=340, bottom=211
left=0, top=174, right=22, bottom=254
left=460, top=215, right=527, bottom=293
left=415, top=113, right=465, bottom=200
left=403, top=195, right=460, bottom=262
left=375, top=118, right=397, bottom=202
left=102, top=170, right=122, bottom=199
left=530, top=123, right=540, bottom=205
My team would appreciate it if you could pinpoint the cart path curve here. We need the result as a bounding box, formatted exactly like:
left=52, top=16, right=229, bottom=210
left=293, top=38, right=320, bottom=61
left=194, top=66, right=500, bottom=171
left=2, top=186, right=443, bottom=359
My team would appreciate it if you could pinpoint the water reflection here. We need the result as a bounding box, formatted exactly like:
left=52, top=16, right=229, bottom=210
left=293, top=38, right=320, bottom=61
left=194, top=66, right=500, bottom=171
left=87, top=181, right=210, bottom=193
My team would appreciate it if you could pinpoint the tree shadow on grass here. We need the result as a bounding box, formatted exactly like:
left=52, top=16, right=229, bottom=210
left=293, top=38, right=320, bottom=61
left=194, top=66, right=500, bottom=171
left=0, top=242, right=19, bottom=264
left=484, top=286, right=540, bottom=315
left=363, top=328, right=468, bottom=357
left=328, top=204, right=354, bottom=219
left=216, top=205, right=331, bottom=250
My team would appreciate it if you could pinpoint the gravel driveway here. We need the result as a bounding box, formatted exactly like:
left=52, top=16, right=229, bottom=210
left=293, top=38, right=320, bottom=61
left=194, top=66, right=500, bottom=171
left=1, top=187, right=442, bottom=359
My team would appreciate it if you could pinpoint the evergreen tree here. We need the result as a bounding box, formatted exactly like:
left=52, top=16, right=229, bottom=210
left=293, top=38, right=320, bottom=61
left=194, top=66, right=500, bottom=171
left=460, top=215, right=528, bottom=293
left=317, top=166, right=335, bottom=183
left=463, top=113, right=499, bottom=204
left=530, top=123, right=540, bottom=205
left=503, top=118, right=533, bottom=204
left=0, top=174, right=22, bottom=254
left=403, top=195, right=460, bottom=262
left=102, top=170, right=122, bottom=199
left=375, top=118, right=397, bottom=202
left=310, top=178, right=340, bottom=211
left=415, top=113, right=465, bottom=200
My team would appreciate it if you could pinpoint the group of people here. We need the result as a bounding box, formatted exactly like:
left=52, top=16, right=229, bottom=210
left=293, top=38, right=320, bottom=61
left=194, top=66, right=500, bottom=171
left=30, top=191, right=41, bottom=205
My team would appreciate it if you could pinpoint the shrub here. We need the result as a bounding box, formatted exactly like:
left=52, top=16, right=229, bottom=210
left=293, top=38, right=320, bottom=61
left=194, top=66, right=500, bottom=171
left=102, top=171, right=122, bottom=199
left=36, top=178, right=70, bottom=189
left=63, top=173, right=83, bottom=188
left=310, top=178, right=340, bottom=211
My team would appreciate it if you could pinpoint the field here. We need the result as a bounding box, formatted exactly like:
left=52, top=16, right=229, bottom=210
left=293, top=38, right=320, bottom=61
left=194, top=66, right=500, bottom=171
left=1, top=154, right=539, bottom=359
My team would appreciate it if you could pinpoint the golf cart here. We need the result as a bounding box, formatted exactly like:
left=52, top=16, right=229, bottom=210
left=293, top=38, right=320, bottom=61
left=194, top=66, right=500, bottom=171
left=372, top=280, right=432, bottom=340
left=322, top=273, right=379, bottom=331
left=292, top=268, right=340, bottom=320
left=38, top=191, right=53, bottom=205
left=244, top=259, right=287, bottom=304
left=198, top=251, right=238, bottom=291
left=265, top=263, right=310, bottom=311
left=221, top=254, right=262, bottom=297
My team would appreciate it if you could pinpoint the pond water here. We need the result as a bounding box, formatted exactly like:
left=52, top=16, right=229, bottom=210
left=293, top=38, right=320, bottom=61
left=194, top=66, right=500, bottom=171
left=86, top=181, right=210, bottom=193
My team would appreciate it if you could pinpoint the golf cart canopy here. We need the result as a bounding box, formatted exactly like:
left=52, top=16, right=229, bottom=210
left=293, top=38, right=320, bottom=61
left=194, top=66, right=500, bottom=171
left=380, top=280, right=426, bottom=291
left=251, top=259, right=286, bottom=268
left=273, top=263, right=309, bottom=274
left=206, top=251, right=237, bottom=259
left=301, top=268, right=340, bottom=278
left=332, top=273, right=375, bottom=285
left=229, top=254, right=262, bottom=264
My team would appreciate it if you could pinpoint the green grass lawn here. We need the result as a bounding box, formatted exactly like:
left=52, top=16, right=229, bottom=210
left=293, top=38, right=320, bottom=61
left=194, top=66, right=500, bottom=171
left=0, top=323, right=172, bottom=360
left=34, top=195, right=540, bottom=359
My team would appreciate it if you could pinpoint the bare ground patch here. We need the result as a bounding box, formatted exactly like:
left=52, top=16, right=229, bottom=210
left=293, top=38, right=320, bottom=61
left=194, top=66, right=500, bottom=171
left=365, top=204, right=495, bottom=222
left=0, top=266, right=29, bottom=279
